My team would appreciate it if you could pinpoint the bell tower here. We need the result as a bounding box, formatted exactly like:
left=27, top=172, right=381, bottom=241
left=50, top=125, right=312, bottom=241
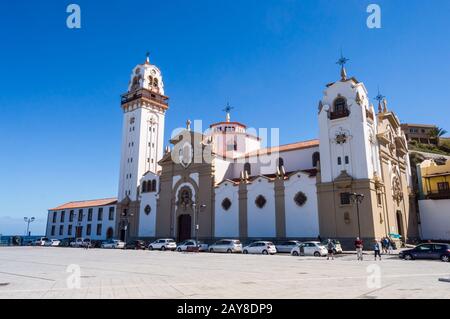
left=316, top=56, right=382, bottom=245
left=116, top=54, right=169, bottom=240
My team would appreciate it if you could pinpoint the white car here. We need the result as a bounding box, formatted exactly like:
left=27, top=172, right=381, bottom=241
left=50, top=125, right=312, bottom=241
left=148, top=238, right=177, bottom=251
left=275, top=240, right=301, bottom=253
left=44, top=239, right=61, bottom=247
left=33, top=237, right=49, bottom=246
left=291, top=241, right=327, bottom=257
left=101, top=239, right=125, bottom=249
left=70, top=238, right=85, bottom=248
left=243, top=241, right=277, bottom=255
left=176, top=240, right=208, bottom=252
left=208, top=239, right=243, bottom=253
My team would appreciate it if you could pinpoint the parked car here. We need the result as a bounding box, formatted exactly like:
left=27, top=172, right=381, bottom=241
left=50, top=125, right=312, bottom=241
left=176, top=240, right=208, bottom=252
left=275, top=240, right=302, bottom=253
left=44, top=239, right=61, bottom=247
left=124, top=240, right=147, bottom=250
left=321, top=239, right=343, bottom=254
left=243, top=241, right=277, bottom=255
left=399, top=243, right=450, bottom=262
left=82, top=238, right=92, bottom=248
left=208, top=239, right=243, bottom=253
left=291, top=241, right=327, bottom=257
left=101, top=239, right=126, bottom=249
left=33, top=237, right=49, bottom=246
left=59, top=238, right=75, bottom=247
left=148, top=238, right=177, bottom=251
left=90, top=240, right=103, bottom=248
left=70, top=238, right=85, bottom=248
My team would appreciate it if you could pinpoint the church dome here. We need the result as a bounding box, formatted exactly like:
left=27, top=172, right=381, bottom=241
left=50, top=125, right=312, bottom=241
left=127, top=54, right=165, bottom=95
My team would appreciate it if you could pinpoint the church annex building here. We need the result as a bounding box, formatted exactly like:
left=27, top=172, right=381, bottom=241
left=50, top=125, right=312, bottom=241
left=46, top=55, right=420, bottom=246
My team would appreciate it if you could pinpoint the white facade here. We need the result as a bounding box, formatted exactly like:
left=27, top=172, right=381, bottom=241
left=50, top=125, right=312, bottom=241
left=318, top=80, right=380, bottom=183
left=118, top=59, right=166, bottom=202
left=214, top=181, right=240, bottom=237
left=284, top=172, right=319, bottom=238
left=419, top=199, right=450, bottom=240
left=46, top=204, right=116, bottom=240
left=246, top=177, right=276, bottom=238
left=138, top=172, right=159, bottom=237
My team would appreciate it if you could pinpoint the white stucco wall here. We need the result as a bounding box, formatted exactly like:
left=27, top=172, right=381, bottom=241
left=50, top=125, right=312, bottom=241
left=284, top=173, right=319, bottom=238
left=46, top=205, right=116, bottom=240
left=419, top=199, right=450, bottom=240
left=247, top=177, right=276, bottom=238
left=318, top=80, right=375, bottom=183
left=138, top=173, right=159, bottom=237
left=214, top=182, right=239, bottom=237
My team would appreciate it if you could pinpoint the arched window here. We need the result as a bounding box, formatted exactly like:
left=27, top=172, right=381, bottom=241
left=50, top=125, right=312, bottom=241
left=277, top=157, right=284, bottom=171
left=153, top=78, right=159, bottom=87
left=148, top=76, right=153, bottom=87
left=331, top=96, right=349, bottom=119
left=334, top=97, right=347, bottom=113
left=151, top=180, right=157, bottom=192
left=142, top=181, right=147, bottom=193
left=312, top=152, right=320, bottom=167
left=244, top=163, right=251, bottom=176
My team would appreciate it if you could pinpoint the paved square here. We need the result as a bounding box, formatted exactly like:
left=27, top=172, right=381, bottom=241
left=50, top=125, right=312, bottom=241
left=0, top=247, right=449, bottom=299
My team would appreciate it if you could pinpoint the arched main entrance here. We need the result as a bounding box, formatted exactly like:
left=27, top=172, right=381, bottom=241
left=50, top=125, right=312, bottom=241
left=178, top=214, right=192, bottom=242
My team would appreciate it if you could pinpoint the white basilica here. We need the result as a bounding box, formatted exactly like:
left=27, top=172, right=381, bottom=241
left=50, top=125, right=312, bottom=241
left=47, top=55, right=418, bottom=245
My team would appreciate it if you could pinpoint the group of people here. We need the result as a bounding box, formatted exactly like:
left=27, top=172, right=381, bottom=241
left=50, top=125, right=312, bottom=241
left=354, top=237, right=395, bottom=261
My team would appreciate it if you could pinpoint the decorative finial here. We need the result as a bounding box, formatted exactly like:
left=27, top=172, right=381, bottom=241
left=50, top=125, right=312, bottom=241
left=336, top=50, right=349, bottom=81
left=145, top=52, right=150, bottom=65
left=383, top=98, right=388, bottom=113
left=374, top=86, right=385, bottom=113
left=186, top=119, right=191, bottom=131
left=223, top=103, right=234, bottom=122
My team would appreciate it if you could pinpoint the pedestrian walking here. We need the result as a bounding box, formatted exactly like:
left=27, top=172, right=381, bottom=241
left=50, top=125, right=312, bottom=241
left=374, top=239, right=381, bottom=261
left=387, top=238, right=394, bottom=255
left=326, top=239, right=335, bottom=260
left=382, top=237, right=389, bottom=254
left=355, top=237, right=364, bottom=261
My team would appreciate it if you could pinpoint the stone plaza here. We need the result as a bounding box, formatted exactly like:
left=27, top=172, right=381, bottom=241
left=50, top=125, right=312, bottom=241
left=0, top=247, right=449, bottom=299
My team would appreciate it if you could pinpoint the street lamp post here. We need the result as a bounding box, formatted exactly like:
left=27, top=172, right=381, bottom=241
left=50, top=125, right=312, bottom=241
left=192, top=203, right=206, bottom=244
left=349, top=193, right=364, bottom=238
left=24, top=217, right=35, bottom=236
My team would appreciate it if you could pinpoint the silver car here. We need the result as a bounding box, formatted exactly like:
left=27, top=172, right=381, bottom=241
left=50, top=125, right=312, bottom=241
left=275, top=240, right=301, bottom=253
left=208, top=239, right=243, bottom=253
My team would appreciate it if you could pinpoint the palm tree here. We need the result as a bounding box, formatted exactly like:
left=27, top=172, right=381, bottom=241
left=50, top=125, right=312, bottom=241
left=428, top=127, right=447, bottom=145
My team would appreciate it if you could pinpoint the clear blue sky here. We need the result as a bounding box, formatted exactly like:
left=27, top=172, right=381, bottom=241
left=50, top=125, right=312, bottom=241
left=1, top=0, right=449, bottom=235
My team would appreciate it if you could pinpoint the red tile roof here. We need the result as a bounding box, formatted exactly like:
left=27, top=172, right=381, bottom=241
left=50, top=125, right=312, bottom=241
left=239, top=139, right=319, bottom=158
left=49, top=198, right=117, bottom=211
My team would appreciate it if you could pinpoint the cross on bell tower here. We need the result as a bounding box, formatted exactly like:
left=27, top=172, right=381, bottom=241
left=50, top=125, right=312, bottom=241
left=222, top=103, right=234, bottom=122
left=336, top=51, right=349, bottom=81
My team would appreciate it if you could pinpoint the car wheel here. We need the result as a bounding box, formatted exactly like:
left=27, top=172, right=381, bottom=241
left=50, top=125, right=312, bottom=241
left=177, top=247, right=182, bottom=252
left=161, top=246, right=166, bottom=251
left=404, top=254, right=413, bottom=261
left=292, top=251, right=299, bottom=256
left=314, top=252, right=320, bottom=257
left=227, top=249, right=232, bottom=254
left=149, top=246, right=153, bottom=251
left=209, top=248, right=214, bottom=253
left=243, top=250, right=248, bottom=254
left=262, top=250, right=268, bottom=255
left=441, top=255, right=449, bottom=262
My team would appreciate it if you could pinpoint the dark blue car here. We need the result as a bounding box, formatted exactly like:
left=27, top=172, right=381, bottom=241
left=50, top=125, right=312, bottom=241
left=399, top=243, right=450, bottom=262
